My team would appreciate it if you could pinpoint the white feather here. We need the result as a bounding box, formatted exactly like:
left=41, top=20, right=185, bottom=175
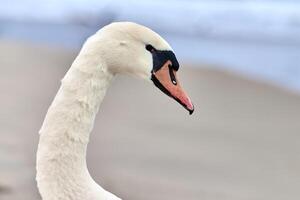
left=36, top=22, right=171, bottom=200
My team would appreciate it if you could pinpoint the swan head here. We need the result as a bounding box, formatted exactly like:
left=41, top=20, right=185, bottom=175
left=95, top=22, right=194, bottom=114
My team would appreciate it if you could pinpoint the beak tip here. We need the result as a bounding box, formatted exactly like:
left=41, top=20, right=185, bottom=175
left=188, top=108, right=194, bottom=115
left=186, top=103, right=194, bottom=115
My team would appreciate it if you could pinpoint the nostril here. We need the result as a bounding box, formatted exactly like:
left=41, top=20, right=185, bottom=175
left=168, top=64, right=177, bottom=85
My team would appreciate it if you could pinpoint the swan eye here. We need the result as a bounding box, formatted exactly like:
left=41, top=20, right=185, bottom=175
left=145, top=44, right=155, bottom=52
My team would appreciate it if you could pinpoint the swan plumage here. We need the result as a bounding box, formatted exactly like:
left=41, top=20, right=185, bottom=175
left=36, top=22, right=193, bottom=200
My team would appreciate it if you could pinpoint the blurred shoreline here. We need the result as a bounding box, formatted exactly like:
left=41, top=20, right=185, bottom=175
left=1, top=19, right=300, bottom=93
left=1, top=0, right=300, bottom=92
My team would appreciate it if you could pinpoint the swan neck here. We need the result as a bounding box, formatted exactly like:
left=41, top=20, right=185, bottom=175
left=36, top=45, right=114, bottom=199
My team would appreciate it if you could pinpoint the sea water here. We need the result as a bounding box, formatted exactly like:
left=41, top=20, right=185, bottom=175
left=1, top=0, right=300, bottom=92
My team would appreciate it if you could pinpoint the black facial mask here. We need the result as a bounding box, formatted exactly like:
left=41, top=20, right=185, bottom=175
left=145, top=44, right=179, bottom=73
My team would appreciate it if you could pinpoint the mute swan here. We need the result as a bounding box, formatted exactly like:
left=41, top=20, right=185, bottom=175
left=36, top=22, right=194, bottom=200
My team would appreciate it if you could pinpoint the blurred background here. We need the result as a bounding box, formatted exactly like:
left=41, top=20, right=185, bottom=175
left=1, top=0, right=300, bottom=200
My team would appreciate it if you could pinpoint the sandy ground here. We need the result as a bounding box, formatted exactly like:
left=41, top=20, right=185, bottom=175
left=1, top=40, right=300, bottom=200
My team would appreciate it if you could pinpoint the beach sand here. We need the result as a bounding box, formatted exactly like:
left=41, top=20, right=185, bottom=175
left=1, top=40, right=300, bottom=200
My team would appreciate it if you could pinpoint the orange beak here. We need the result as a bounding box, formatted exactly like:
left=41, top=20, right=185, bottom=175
left=151, top=61, right=194, bottom=114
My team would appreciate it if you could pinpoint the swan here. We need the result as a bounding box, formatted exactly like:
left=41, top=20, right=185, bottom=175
left=36, top=22, right=194, bottom=200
